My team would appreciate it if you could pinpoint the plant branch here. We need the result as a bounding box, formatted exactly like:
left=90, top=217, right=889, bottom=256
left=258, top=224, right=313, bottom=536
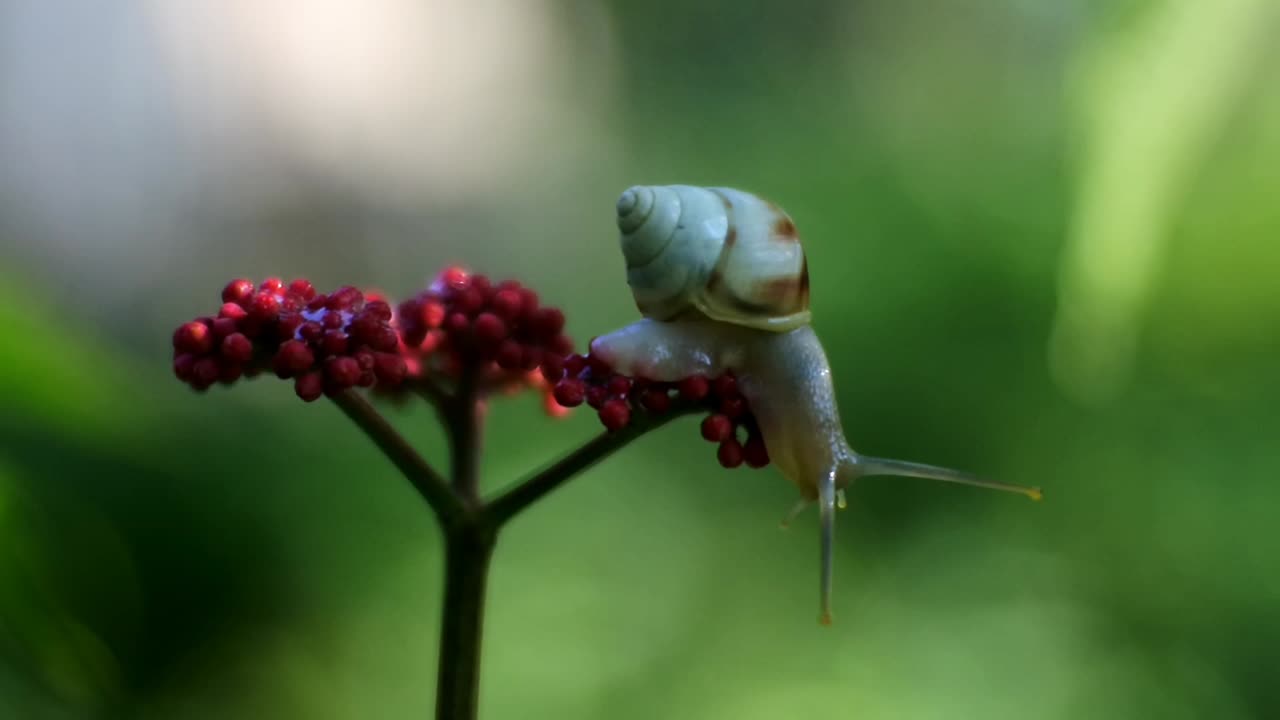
left=487, top=408, right=696, bottom=526
left=447, top=366, right=484, bottom=503
left=411, top=376, right=452, bottom=407
left=330, top=390, right=464, bottom=523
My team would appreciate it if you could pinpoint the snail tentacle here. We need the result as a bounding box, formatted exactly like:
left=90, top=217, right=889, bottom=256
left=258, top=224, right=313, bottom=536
left=819, top=466, right=839, bottom=626
left=848, top=455, right=1042, bottom=501
left=779, top=497, right=812, bottom=529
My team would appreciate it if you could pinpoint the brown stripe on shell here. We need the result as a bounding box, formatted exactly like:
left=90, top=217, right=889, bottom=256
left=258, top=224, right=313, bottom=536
left=799, top=257, right=810, bottom=304
left=720, top=194, right=733, bottom=210
left=724, top=226, right=737, bottom=247
left=754, top=274, right=809, bottom=311
left=772, top=216, right=798, bottom=241
left=706, top=268, right=724, bottom=293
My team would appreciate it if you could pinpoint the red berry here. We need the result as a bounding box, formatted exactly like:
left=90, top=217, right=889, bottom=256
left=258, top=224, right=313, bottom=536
left=606, top=375, right=632, bottom=396
left=544, top=391, right=572, bottom=418
left=325, top=356, right=361, bottom=387
left=237, top=317, right=265, bottom=338
left=532, top=307, right=565, bottom=339
left=222, top=279, right=255, bottom=305
left=743, top=433, right=770, bottom=468
left=421, top=300, right=446, bottom=329
left=471, top=275, right=492, bottom=294
left=347, top=313, right=380, bottom=342
left=445, top=312, right=470, bottom=336
left=423, top=330, right=446, bottom=354
left=553, top=378, right=586, bottom=407
left=495, top=339, right=523, bottom=369
left=211, top=317, right=239, bottom=339
left=549, top=333, right=574, bottom=356
left=473, top=312, right=507, bottom=345
left=540, top=354, right=566, bottom=382
left=321, top=330, right=349, bottom=355
left=364, top=300, right=392, bottom=321
left=326, top=286, right=363, bottom=311
left=717, top=438, right=744, bottom=468
left=295, top=371, right=324, bottom=401
left=191, top=357, right=221, bottom=387
left=564, top=354, right=587, bottom=377
left=276, top=313, right=303, bottom=337
left=640, top=388, right=671, bottom=413
left=173, top=353, right=196, bottom=381
left=438, top=266, right=469, bottom=291
left=218, top=302, right=248, bottom=321
left=586, top=353, right=611, bottom=377
left=520, top=346, right=542, bottom=371
left=219, top=362, right=243, bottom=384
left=174, top=321, right=214, bottom=354
left=259, top=277, right=284, bottom=293
left=585, top=385, right=609, bottom=409
left=678, top=376, right=709, bottom=401
left=274, top=340, right=315, bottom=377
left=373, top=353, right=407, bottom=385
left=221, top=333, right=254, bottom=363
left=456, top=287, right=486, bottom=315
left=250, top=292, right=281, bottom=320
left=299, top=321, right=323, bottom=344
left=490, top=289, right=523, bottom=320
left=598, top=399, right=631, bottom=431
left=288, top=278, right=316, bottom=300
left=322, top=311, right=345, bottom=329
left=401, top=327, right=427, bottom=348
left=700, top=414, right=733, bottom=442
left=517, top=288, right=539, bottom=316
left=712, top=375, right=737, bottom=398
left=370, top=326, right=399, bottom=353
left=720, top=395, right=747, bottom=420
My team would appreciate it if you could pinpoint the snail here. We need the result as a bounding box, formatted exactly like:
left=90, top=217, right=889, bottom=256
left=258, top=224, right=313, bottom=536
left=591, top=185, right=1042, bottom=625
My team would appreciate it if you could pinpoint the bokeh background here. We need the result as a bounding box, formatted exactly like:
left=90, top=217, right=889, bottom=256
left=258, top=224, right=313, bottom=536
left=2, top=0, right=1278, bottom=717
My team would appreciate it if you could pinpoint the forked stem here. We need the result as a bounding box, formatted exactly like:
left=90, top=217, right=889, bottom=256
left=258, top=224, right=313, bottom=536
left=332, top=387, right=698, bottom=720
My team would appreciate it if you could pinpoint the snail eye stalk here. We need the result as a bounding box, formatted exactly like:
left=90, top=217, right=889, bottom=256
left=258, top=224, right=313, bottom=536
left=852, top=455, right=1043, bottom=501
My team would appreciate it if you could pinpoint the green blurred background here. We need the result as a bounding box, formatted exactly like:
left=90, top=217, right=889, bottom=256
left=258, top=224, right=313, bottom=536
left=2, top=0, right=1278, bottom=717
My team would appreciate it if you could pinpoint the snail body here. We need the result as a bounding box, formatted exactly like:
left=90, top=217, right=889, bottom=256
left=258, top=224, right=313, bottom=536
left=593, top=185, right=1041, bottom=624
left=589, top=317, right=852, bottom=502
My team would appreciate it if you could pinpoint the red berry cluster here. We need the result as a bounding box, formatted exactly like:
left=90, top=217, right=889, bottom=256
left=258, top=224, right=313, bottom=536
left=548, top=355, right=770, bottom=470
left=396, top=267, right=575, bottom=415
left=172, top=277, right=407, bottom=401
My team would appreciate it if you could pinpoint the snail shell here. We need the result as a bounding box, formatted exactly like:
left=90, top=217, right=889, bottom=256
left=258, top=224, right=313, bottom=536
left=615, top=185, right=811, bottom=332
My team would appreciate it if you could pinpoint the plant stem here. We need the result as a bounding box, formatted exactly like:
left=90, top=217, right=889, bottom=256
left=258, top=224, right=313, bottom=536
left=488, top=408, right=695, bottom=526
left=435, top=521, right=496, bottom=720
left=448, top=367, right=484, bottom=503
left=331, top=390, right=462, bottom=522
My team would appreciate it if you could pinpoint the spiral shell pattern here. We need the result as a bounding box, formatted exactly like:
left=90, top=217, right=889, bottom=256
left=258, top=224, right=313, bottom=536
left=614, top=185, right=811, bottom=332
